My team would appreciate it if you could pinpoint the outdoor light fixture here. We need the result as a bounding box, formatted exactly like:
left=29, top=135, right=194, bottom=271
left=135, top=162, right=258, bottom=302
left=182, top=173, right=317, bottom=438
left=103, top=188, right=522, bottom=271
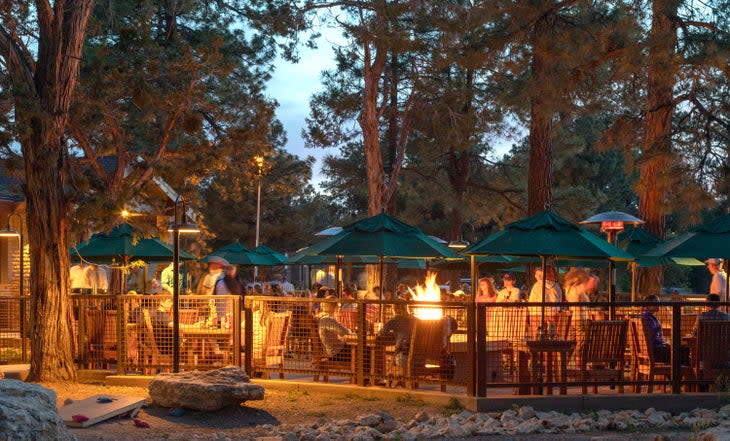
left=448, top=222, right=475, bottom=250
left=168, top=195, right=199, bottom=372
left=447, top=238, right=470, bottom=250
left=0, top=212, right=26, bottom=362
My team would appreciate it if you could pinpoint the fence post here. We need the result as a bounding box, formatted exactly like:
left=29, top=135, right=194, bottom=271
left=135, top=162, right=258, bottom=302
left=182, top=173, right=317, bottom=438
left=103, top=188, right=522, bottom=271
left=671, top=302, right=682, bottom=394
left=356, top=299, right=366, bottom=387
left=233, top=297, right=241, bottom=368
left=466, top=300, right=476, bottom=396
left=117, top=295, right=125, bottom=375
left=244, top=304, right=253, bottom=376
left=476, top=302, right=487, bottom=397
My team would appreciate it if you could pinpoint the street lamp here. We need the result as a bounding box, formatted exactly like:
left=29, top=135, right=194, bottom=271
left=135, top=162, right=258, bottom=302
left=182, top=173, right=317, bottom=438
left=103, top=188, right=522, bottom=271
left=254, top=155, right=265, bottom=281
left=580, top=211, right=645, bottom=311
left=167, top=195, right=199, bottom=372
left=0, top=212, right=26, bottom=362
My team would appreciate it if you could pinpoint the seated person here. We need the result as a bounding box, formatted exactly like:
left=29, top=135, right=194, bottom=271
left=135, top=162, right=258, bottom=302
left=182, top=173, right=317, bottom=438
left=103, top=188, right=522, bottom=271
left=376, top=301, right=414, bottom=367
left=692, top=293, right=730, bottom=336
left=640, top=294, right=689, bottom=364
left=317, top=295, right=353, bottom=362
left=130, top=296, right=173, bottom=355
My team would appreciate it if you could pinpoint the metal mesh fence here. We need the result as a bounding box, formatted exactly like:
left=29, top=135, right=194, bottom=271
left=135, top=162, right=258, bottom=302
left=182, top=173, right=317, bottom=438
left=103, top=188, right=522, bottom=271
left=0, top=296, right=28, bottom=364
left=3, top=293, right=730, bottom=397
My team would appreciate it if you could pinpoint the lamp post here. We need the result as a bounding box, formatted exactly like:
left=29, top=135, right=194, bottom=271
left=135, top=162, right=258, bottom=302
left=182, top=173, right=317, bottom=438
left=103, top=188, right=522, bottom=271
left=580, top=211, right=645, bottom=314
left=254, top=155, right=265, bottom=281
left=167, top=196, right=199, bottom=372
left=0, top=212, right=25, bottom=362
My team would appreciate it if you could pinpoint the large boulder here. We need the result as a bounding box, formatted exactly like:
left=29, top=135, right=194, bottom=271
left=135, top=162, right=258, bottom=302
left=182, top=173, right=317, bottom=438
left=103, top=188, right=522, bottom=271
left=148, top=366, right=264, bottom=411
left=0, top=379, right=75, bottom=441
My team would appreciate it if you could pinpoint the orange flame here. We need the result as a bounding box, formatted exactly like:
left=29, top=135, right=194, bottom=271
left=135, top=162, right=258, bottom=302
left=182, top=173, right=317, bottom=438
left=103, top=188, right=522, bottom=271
left=409, top=272, right=443, bottom=320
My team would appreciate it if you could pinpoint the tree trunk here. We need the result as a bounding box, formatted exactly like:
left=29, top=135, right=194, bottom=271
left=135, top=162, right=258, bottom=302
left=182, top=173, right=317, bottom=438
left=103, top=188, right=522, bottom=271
left=2, top=0, right=95, bottom=381
left=23, top=132, right=76, bottom=382
left=527, top=13, right=557, bottom=216
left=636, top=0, right=679, bottom=297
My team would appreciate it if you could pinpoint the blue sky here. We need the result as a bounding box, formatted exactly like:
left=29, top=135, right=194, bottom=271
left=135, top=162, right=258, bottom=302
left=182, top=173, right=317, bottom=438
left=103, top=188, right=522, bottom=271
left=267, top=39, right=341, bottom=189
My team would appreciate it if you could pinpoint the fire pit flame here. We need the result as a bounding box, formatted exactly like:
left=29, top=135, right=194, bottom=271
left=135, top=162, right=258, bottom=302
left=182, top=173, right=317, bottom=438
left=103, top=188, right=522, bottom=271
left=409, top=272, right=442, bottom=320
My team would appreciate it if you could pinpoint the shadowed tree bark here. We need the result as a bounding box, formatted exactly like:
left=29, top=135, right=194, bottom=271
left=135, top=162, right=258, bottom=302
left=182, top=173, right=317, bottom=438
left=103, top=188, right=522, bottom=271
left=0, top=0, right=95, bottom=381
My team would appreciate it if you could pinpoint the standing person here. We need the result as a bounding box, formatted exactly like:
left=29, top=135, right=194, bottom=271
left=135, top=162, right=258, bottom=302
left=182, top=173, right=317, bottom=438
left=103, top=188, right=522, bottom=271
left=214, top=264, right=245, bottom=327
left=496, top=273, right=521, bottom=302
left=161, top=262, right=184, bottom=295
left=197, top=257, right=227, bottom=295
left=563, top=269, right=591, bottom=354
left=706, top=258, right=727, bottom=300
left=196, top=256, right=227, bottom=326
left=475, top=277, right=498, bottom=303
left=528, top=266, right=563, bottom=337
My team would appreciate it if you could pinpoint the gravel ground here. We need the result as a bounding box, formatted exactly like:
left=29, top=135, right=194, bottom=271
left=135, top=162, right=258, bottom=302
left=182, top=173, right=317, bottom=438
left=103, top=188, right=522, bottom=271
left=44, top=382, right=696, bottom=440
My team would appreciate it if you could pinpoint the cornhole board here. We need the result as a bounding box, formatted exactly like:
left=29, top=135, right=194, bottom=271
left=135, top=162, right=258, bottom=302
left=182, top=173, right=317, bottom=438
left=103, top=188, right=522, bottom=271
left=59, top=394, right=146, bottom=428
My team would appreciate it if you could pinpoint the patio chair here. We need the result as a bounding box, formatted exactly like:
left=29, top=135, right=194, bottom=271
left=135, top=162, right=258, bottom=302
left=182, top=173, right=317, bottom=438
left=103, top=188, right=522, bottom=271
left=556, top=309, right=572, bottom=340
left=138, top=309, right=172, bottom=375
left=695, top=320, right=730, bottom=390
left=630, top=318, right=670, bottom=393
left=405, top=317, right=450, bottom=392
left=311, top=319, right=354, bottom=383
left=569, top=319, right=628, bottom=394
left=253, top=311, right=291, bottom=379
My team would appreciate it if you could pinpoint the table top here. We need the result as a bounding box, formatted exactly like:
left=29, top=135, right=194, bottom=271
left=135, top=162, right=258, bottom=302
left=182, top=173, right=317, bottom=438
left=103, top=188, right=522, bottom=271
left=515, top=339, right=576, bottom=352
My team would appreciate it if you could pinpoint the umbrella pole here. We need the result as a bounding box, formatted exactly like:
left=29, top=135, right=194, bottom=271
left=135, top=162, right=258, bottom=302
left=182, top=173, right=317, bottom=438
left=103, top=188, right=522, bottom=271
left=631, top=262, right=637, bottom=302
left=608, top=260, right=615, bottom=320
left=336, top=256, right=343, bottom=297
left=540, top=256, right=547, bottom=337
left=379, top=256, right=384, bottom=299
left=122, top=256, right=129, bottom=294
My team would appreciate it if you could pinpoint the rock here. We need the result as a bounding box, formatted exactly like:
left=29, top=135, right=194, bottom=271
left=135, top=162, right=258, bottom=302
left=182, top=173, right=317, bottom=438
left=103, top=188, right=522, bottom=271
left=0, top=379, right=75, bottom=441
left=148, top=366, right=264, bottom=411
left=516, top=418, right=541, bottom=434
left=647, top=411, right=666, bottom=426
left=518, top=406, right=536, bottom=420
left=358, top=413, right=383, bottom=427
left=414, top=411, right=430, bottom=423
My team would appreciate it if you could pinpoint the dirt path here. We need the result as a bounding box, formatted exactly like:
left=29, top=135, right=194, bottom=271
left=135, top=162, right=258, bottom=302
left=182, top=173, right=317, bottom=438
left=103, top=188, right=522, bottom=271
left=45, top=382, right=695, bottom=440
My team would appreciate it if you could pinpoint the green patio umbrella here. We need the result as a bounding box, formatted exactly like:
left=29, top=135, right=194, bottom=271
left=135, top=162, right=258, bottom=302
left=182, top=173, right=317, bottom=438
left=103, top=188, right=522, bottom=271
left=466, top=211, right=634, bottom=261
left=646, top=213, right=730, bottom=300
left=70, top=223, right=195, bottom=293
left=465, top=210, right=633, bottom=324
left=253, top=244, right=288, bottom=264
left=294, top=212, right=460, bottom=295
left=299, top=212, right=460, bottom=259
left=71, top=223, right=195, bottom=263
left=201, top=241, right=283, bottom=266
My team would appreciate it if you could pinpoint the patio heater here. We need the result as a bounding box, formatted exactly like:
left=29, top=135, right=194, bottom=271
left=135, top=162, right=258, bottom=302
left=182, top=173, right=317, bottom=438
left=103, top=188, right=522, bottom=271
left=580, top=211, right=644, bottom=313
left=0, top=212, right=26, bottom=362
left=167, top=195, right=199, bottom=372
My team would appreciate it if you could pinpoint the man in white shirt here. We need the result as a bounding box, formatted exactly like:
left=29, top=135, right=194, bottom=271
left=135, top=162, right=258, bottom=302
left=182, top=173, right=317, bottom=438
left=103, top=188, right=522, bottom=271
left=706, top=258, right=727, bottom=301
left=496, top=272, right=521, bottom=302
left=528, top=267, right=563, bottom=337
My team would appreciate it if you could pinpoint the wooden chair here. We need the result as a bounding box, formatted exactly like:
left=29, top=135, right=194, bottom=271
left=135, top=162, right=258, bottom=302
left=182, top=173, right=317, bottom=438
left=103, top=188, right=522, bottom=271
left=556, top=309, right=572, bottom=340
left=630, top=318, right=670, bottom=393
left=82, top=307, right=106, bottom=369
left=253, top=311, right=291, bottom=379
left=179, top=308, right=199, bottom=325
left=695, top=320, right=730, bottom=390
left=311, top=319, right=354, bottom=383
left=488, top=307, right=528, bottom=380
left=138, top=309, right=172, bottom=374
left=570, top=320, right=628, bottom=394
left=406, top=318, right=449, bottom=392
